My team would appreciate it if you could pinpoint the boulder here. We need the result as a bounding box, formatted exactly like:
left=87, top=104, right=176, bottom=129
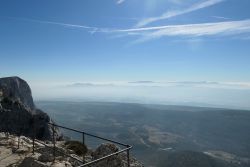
left=38, top=153, right=54, bottom=162
left=92, top=143, right=144, bottom=167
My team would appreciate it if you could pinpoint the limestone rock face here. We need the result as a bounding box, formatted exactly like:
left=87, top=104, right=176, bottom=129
left=0, top=76, right=61, bottom=140
left=0, top=77, right=35, bottom=110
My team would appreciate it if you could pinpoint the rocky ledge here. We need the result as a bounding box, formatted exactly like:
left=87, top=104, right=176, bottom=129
left=0, top=132, right=143, bottom=167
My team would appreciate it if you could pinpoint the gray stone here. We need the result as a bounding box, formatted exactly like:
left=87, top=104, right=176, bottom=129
left=51, top=161, right=73, bottom=167
left=0, top=132, right=6, bottom=138
left=92, top=143, right=144, bottom=167
left=38, top=153, right=54, bottom=162
left=18, top=157, right=49, bottom=167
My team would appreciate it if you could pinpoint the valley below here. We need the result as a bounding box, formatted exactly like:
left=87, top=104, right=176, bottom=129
left=36, top=101, right=250, bottom=167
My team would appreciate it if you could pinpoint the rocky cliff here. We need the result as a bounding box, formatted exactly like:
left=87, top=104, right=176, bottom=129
left=0, top=77, right=35, bottom=111
left=0, top=76, right=60, bottom=140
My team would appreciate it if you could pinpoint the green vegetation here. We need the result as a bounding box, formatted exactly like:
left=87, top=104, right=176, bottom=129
left=64, top=141, right=88, bottom=156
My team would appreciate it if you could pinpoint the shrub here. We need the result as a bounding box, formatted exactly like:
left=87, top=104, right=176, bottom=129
left=65, top=140, right=88, bottom=156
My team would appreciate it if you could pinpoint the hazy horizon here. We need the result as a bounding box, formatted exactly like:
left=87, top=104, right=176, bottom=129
left=27, top=80, right=250, bottom=110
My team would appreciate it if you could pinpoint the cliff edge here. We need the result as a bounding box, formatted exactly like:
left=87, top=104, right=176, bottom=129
left=0, top=76, right=60, bottom=140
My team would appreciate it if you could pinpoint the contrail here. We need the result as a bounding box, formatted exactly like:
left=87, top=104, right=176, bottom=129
left=136, top=0, right=226, bottom=27
left=4, top=16, right=111, bottom=33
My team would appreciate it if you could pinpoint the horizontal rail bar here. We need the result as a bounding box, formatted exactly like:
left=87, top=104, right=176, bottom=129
left=48, top=122, right=129, bottom=147
left=31, top=122, right=133, bottom=167
left=35, top=139, right=132, bottom=167
left=35, top=139, right=84, bottom=164
left=48, top=122, right=83, bottom=133
left=83, top=133, right=128, bottom=147
left=78, top=146, right=132, bottom=167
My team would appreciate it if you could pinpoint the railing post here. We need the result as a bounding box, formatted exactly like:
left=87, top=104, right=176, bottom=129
left=82, top=132, right=85, bottom=162
left=53, top=123, right=56, bottom=161
left=18, top=103, right=20, bottom=149
left=127, top=145, right=130, bottom=167
left=18, top=134, right=20, bottom=149
left=32, top=120, right=35, bottom=154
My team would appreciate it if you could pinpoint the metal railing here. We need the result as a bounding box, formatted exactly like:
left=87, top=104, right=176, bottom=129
left=31, top=122, right=132, bottom=167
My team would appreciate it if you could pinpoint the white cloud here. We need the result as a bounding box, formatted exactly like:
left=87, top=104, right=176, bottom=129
left=8, top=16, right=250, bottom=42
left=128, top=81, right=250, bottom=90
left=136, top=0, right=225, bottom=27
left=63, top=80, right=250, bottom=90
left=212, top=16, right=230, bottom=20
left=117, top=0, right=125, bottom=4
left=7, top=16, right=110, bottom=34
left=168, top=0, right=185, bottom=5
left=66, top=82, right=114, bottom=87
left=114, top=19, right=250, bottom=42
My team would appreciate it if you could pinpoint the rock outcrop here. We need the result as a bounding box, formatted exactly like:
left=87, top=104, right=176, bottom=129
left=0, top=76, right=60, bottom=140
left=92, top=143, right=143, bottom=167
left=0, top=77, right=35, bottom=110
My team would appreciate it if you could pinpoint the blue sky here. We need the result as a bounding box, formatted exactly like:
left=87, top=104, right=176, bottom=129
left=0, top=0, right=250, bottom=109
